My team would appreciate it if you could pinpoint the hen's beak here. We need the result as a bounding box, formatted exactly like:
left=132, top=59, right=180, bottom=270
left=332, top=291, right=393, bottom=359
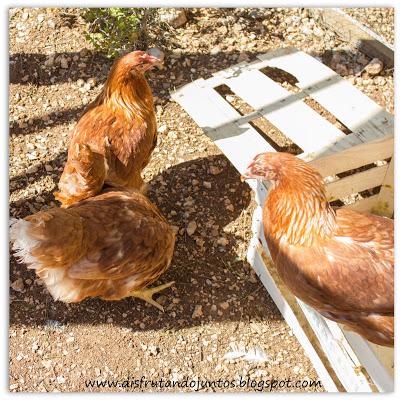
left=240, top=163, right=257, bottom=182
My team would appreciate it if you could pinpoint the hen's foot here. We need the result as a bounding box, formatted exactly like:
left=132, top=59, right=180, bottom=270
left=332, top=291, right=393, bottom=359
left=130, top=281, right=175, bottom=312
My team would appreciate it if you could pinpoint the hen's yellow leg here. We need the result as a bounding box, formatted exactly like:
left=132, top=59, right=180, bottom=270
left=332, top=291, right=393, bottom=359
left=130, top=281, right=175, bottom=312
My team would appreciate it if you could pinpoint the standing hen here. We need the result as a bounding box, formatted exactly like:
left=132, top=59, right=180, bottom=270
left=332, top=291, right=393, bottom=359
left=10, top=187, right=175, bottom=311
left=242, top=152, right=394, bottom=346
left=55, top=50, right=162, bottom=206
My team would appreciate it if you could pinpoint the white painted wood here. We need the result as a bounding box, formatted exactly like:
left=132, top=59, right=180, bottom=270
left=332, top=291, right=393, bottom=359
left=344, top=194, right=380, bottom=213
left=342, top=331, right=394, bottom=392
left=325, top=164, right=388, bottom=201
left=171, top=48, right=394, bottom=393
left=297, top=301, right=374, bottom=392
left=257, top=48, right=394, bottom=141
left=213, top=68, right=346, bottom=153
left=308, top=135, right=394, bottom=177
left=172, top=79, right=275, bottom=179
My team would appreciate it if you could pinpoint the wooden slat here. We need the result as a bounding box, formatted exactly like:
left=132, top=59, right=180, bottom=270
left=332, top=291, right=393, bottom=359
left=308, top=135, right=394, bottom=177
left=376, top=157, right=394, bottom=217
left=343, top=194, right=380, bottom=213
left=325, top=164, right=387, bottom=201
left=172, top=79, right=275, bottom=177
left=342, top=331, right=394, bottom=392
left=257, top=48, right=393, bottom=141
left=213, top=68, right=346, bottom=153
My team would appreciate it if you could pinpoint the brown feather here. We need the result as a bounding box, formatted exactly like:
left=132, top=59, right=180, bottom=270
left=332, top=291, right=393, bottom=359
left=56, top=51, right=158, bottom=207
left=12, top=188, right=175, bottom=303
left=247, top=152, right=394, bottom=346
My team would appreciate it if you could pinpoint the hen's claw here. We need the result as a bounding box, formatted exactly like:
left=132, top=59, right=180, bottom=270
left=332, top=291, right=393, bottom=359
left=130, top=281, right=175, bottom=312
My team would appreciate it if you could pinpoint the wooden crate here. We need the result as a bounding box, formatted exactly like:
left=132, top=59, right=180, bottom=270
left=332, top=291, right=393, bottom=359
left=171, top=47, right=394, bottom=392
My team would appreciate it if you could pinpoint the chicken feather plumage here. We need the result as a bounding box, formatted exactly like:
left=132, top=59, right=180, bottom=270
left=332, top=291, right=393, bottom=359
left=55, top=50, right=162, bottom=206
left=11, top=188, right=175, bottom=308
left=243, top=152, right=394, bottom=346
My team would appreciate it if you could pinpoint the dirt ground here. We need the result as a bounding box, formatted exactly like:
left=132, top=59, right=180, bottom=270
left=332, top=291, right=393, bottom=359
left=9, top=8, right=394, bottom=392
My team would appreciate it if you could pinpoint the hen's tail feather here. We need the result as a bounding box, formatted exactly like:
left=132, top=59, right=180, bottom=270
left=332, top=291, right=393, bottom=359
left=10, top=219, right=41, bottom=269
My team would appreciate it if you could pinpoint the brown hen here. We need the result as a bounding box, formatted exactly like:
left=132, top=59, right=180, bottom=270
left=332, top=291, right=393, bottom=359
left=242, top=152, right=394, bottom=346
left=55, top=50, right=162, bottom=206
left=10, top=187, right=175, bottom=311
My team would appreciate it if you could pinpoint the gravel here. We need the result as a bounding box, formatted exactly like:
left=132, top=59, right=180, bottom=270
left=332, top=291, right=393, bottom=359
left=9, top=7, right=394, bottom=393
left=344, top=8, right=395, bottom=45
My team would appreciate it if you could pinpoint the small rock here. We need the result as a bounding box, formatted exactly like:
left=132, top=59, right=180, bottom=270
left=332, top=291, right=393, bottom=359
left=158, top=125, right=168, bottom=134
left=335, top=63, right=348, bottom=76
left=210, top=46, right=221, bottom=56
left=209, top=165, right=222, bottom=175
left=147, top=47, right=165, bottom=63
left=47, top=19, right=55, bottom=29
left=171, top=225, right=179, bottom=234
left=226, top=204, right=234, bottom=212
left=76, top=79, right=85, bottom=87
left=87, top=77, right=97, bottom=87
left=57, top=376, right=66, bottom=384
left=60, top=57, right=69, bottom=69
left=11, top=278, right=24, bottom=292
left=217, top=237, right=229, bottom=246
left=237, top=52, right=249, bottom=63
left=186, top=221, right=197, bottom=236
left=26, top=165, right=38, bottom=174
left=37, top=14, right=45, bottom=23
left=219, top=301, right=229, bottom=310
left=313, top=27, right=324, bottom=37
left=203, top=181, right=212, bottom=189
left=44, top=164, right=53, bottom=172
left=364, top=58, right=384, bottom=76
left=159, top=9, right=187, bottom=28
left=192, top=305, right=203, bottom=318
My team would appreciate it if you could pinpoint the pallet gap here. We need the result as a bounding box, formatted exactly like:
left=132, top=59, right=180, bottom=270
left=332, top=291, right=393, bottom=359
left=259, top=66, right=353, bottom=136
left=214, top=84, right=303, bottom=155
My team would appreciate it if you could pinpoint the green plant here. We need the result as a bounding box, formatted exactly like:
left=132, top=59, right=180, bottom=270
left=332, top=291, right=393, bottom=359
left=82, top=8, right=156, bottom=58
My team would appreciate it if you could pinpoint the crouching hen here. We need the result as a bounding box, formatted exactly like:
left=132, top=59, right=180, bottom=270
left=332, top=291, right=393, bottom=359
left=10, top=187, right=175, bottom=311
left=55, top=50, right=162, bottom=206
left=242, top=152, right=394, bottom=346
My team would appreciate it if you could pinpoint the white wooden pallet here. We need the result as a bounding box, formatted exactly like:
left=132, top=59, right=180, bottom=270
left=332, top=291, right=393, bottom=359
left=171, top=47, right=394, bottom=392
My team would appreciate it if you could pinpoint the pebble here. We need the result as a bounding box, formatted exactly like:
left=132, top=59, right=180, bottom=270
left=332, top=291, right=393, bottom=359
left=26, top=165, right=38, bottom=174
left=60, top=57, right=69, bottom=69
left=44, top=164, right=53, bottom=172
left=219, top=301, right=229, bottom=310
left=147, top=47, right=165, bottom=63
left=159, top=9, right=187, bottom=28
left=217, top=237, right=229, bottom=246
left=209, top=165, right=222, bottom=175
left=158, top=125, right=168, bottom=134
left=210, top=46, right=221, bottom=55
left=186, top=221, right=197, bottom=236
left=191, top=305, right=203, bottom=318
left=11, top=278, right=24, bottom=292
left=203, top=181, right=212, bottom=189
left=364, top=58, right=384, bottom=76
